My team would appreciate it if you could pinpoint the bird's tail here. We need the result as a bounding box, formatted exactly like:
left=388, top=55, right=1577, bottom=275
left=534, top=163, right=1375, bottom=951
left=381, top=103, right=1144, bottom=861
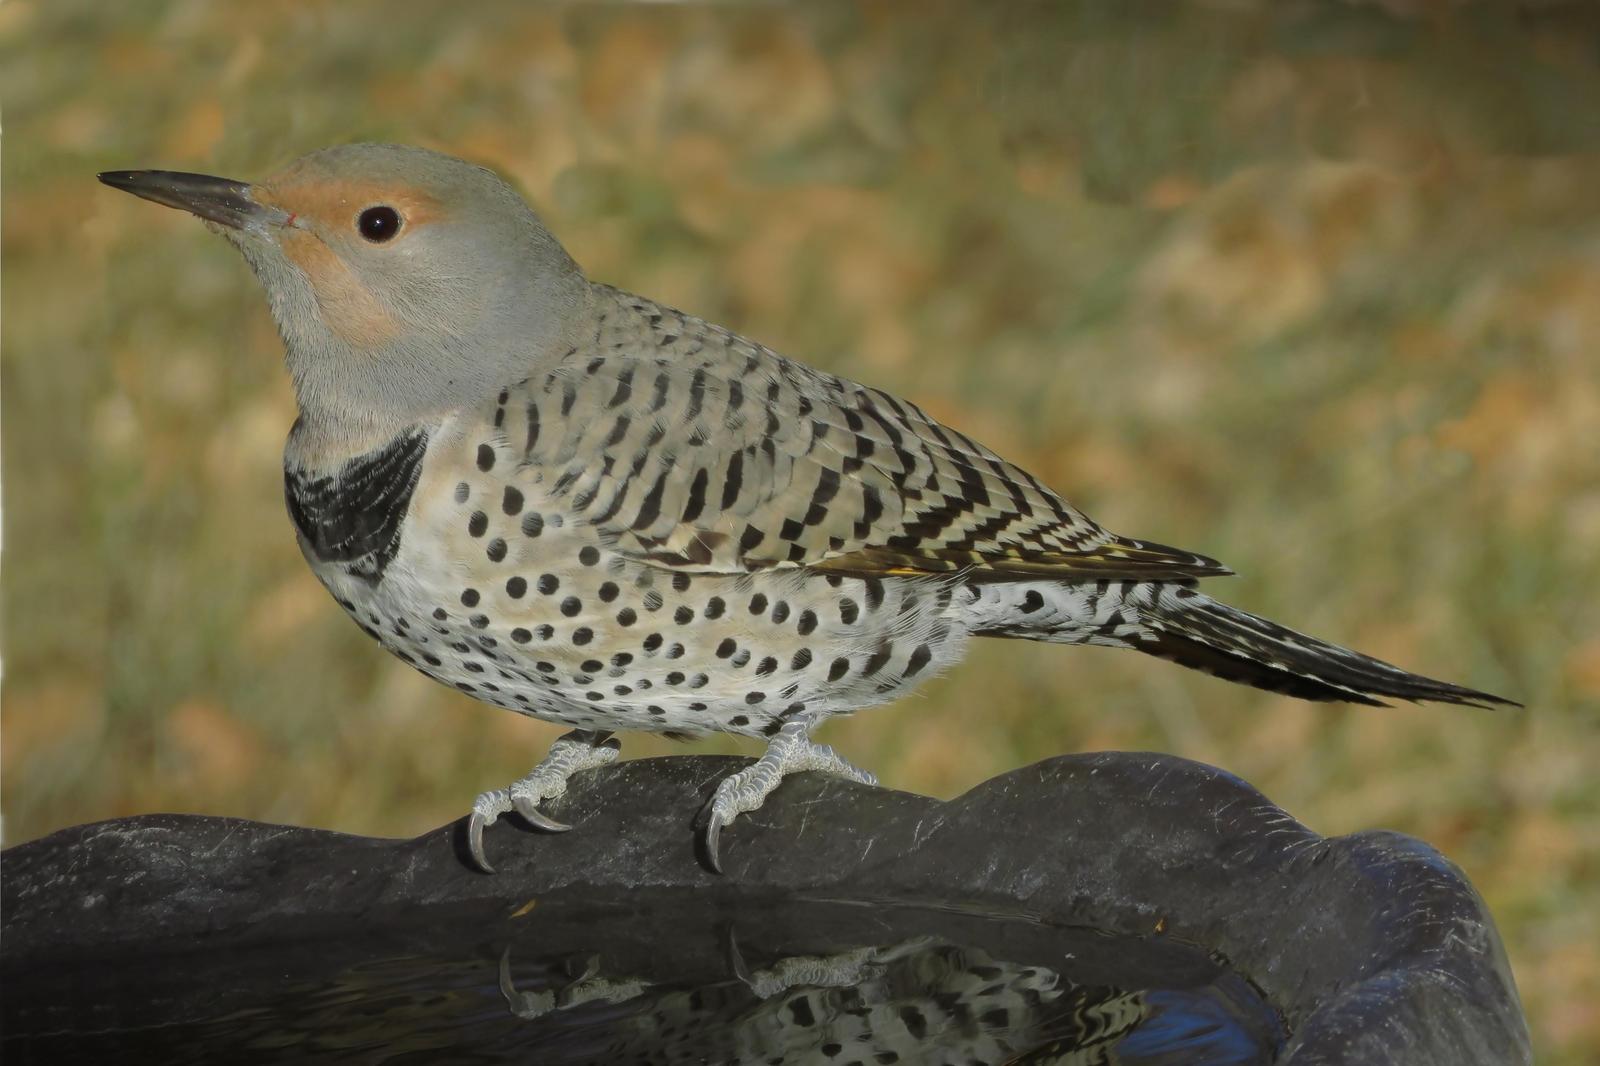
left=1131, top=586, right=1516, bottom=708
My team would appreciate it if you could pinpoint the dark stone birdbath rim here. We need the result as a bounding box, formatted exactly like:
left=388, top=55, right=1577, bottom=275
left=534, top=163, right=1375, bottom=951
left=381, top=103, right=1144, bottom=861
left=0, top=751, right=1531, bottom=1065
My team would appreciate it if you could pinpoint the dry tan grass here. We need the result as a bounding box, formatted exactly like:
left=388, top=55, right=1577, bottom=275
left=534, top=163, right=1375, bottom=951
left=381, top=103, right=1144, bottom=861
left=4, top=3, right=1598, bottom=1060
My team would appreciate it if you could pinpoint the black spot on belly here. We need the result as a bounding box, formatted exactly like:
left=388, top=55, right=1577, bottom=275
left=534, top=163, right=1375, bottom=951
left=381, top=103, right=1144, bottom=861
left=284, top=427, right=428, bottom=585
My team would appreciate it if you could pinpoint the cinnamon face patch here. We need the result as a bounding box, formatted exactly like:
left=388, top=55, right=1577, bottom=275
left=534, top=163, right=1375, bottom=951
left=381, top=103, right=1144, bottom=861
left=254, top=175, right=446, bottom=351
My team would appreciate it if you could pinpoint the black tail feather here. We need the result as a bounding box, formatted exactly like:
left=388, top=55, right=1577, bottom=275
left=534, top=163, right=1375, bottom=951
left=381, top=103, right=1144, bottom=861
left=1137, top=591, right=1518, bottom=709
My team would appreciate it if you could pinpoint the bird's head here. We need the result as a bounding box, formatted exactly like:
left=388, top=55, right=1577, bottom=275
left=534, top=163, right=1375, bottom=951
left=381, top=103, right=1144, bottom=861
left=100, top=144, right=588, bottom=436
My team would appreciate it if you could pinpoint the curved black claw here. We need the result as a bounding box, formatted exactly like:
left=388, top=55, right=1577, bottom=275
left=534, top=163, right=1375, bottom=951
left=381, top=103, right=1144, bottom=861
left=698, top=804, right=727, bottom=875
left=468, top=810, right=499, bottom=873
left=497, top=945, right=519, bottom=1000
left=468, top=796, right=575, bottom=874
left=512, top=797, right=573, bottom=834
left=724, top=925, right=756, bottom=990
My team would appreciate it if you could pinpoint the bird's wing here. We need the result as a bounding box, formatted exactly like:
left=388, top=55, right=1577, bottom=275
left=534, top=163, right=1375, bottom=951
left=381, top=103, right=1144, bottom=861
left=511, top=300, right=1230, bottom=584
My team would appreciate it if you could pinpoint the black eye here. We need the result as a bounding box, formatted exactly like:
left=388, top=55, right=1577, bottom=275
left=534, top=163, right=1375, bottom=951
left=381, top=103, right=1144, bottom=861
left=357, top=205, right=402, bottom=242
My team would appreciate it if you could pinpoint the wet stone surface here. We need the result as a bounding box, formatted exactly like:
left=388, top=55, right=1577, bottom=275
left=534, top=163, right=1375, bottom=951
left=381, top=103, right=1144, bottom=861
left=1, top=752, right=1530, bottom=1065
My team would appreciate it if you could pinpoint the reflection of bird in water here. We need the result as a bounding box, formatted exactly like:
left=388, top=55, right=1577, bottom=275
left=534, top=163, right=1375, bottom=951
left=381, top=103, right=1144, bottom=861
left=102, top=144, right=1513, bottom=874
left=499, top=937, right=1162, bottom=1065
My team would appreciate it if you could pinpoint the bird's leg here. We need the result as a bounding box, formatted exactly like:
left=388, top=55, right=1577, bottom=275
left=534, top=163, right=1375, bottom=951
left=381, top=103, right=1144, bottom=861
left=700, top=718, right=876, bottom=873
left=469, top=729, right=620, bottom=873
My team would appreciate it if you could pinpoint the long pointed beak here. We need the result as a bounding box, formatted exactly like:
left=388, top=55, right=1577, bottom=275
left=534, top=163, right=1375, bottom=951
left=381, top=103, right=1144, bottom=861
left=97, top=170, right=292, bottom=233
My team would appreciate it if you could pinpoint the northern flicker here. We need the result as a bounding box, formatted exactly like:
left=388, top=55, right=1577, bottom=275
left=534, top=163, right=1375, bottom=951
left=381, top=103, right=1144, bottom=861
left=100, top=145, right=1514, bottom=873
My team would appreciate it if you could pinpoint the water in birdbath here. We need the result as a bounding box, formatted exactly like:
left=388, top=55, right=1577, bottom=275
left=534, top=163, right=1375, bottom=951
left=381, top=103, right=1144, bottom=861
left=3, top=889, right=1284, bottom=1064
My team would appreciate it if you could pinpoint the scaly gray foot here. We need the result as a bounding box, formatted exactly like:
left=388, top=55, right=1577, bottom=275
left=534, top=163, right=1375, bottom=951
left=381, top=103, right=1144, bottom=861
left=498, top=947, right=648, bottom=1020
left=700, top=719, right=877, bottom=873
left=469, top=729, right=620, bottom=872
left=725, top=927, right=935, bottom=999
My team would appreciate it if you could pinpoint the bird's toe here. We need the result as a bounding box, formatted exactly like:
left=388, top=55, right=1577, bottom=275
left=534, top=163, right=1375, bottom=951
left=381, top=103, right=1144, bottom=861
left=511, top=792, right=573, bottom=833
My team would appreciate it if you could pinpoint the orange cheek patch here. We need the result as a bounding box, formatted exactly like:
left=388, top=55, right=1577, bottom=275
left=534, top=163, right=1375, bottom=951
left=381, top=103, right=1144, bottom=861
left=277, top=228, right=403, bottom=350
left=254, top=176, right=446, bottom=351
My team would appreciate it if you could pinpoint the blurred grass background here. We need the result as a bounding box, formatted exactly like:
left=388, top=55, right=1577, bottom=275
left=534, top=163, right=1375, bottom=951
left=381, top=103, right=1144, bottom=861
left=3, top=1, right=1597, bottom=1059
